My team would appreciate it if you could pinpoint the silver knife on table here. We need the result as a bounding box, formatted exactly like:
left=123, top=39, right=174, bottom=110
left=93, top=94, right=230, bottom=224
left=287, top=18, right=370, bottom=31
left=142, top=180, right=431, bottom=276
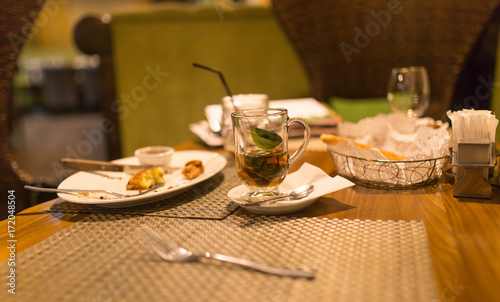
left=60, top=158, right=155, bottom=174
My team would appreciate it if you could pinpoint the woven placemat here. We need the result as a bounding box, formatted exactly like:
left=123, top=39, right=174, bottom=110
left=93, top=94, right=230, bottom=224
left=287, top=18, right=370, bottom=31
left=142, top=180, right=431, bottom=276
left=45, top=166, right=240, bottom=219
left=2, top=214, right=438, bottom=302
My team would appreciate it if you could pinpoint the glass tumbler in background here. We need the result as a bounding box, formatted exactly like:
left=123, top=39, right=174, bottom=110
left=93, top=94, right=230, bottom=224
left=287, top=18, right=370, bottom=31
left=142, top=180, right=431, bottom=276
left=221, top=94, right=268, bottom=151
left=387, top=66, right=430, bottom=117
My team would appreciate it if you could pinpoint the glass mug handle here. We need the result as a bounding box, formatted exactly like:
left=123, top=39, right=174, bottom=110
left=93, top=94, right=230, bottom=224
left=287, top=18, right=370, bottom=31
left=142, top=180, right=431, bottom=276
left=287, top=118, right=311, bottom=167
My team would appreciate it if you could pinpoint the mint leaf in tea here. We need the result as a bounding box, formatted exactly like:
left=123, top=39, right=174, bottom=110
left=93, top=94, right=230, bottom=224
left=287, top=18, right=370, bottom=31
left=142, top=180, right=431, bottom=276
left=250, top=128, right=283, bottom=149
left=236, top=148, right=287, bottom=188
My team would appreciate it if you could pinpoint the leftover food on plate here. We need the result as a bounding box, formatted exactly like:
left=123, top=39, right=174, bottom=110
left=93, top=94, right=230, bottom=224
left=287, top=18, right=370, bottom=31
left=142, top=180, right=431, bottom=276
left=126, top=167, right=165, bottom=190
left=56, top=150, right=228, bottom=207
left=321, top=134, right=406, bottom=160
left=182, top=160, right=204, bottom=179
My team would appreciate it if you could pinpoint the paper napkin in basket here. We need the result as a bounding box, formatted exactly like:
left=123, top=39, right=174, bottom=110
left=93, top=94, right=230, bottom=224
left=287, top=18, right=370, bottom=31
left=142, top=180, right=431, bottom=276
left=282, top=163, right=355, bottom=198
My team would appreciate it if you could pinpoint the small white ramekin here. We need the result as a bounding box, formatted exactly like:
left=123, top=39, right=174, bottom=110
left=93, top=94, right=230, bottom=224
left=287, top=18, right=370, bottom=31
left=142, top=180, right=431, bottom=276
left=134, top=146, right=174, bottom=168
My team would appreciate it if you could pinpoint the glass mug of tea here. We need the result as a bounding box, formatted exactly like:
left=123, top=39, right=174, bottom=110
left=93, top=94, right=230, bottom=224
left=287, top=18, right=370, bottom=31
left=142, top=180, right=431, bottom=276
left=221, top=94, right=269, bottom=152
left=231, top=108, right=311, bottom=201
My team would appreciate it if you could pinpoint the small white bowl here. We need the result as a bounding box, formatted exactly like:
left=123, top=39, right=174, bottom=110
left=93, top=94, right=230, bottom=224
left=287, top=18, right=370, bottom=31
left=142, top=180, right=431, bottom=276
left=134, top=146, right=174, bottom=168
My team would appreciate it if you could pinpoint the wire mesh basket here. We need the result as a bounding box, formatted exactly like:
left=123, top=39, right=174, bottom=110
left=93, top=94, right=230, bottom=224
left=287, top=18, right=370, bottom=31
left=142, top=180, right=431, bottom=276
left=327, top=147, right=449, bottom=189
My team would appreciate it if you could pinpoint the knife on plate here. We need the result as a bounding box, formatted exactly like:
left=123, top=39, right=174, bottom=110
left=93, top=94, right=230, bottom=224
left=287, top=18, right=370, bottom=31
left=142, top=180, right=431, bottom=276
left=60, top=158, right=155, bottom=174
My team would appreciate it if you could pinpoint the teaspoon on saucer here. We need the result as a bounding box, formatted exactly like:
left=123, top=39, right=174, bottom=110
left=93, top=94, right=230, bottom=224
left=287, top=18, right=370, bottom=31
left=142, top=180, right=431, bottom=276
left=242, top=184, right=314, bottom=206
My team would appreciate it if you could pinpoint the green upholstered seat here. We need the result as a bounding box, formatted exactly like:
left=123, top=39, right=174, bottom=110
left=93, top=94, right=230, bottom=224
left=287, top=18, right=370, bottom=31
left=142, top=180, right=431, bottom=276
left=492, top=30, right=500, bottom=142
left=110, top=3, right=310, bottom=156
left=328, top=96, right=391, bottom=123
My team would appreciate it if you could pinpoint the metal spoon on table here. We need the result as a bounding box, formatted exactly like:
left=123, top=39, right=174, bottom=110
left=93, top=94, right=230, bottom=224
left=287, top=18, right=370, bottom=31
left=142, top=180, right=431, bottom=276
left=242, top=184, right=315, bottom=206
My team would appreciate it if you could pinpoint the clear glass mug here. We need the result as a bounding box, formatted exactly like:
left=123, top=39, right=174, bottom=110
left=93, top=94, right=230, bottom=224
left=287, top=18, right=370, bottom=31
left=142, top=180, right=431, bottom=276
left=387, top=66, right=430, bottom=117
left=231, top=108, right=311, bottom=201
left=221, top=94, right=269, bottom=151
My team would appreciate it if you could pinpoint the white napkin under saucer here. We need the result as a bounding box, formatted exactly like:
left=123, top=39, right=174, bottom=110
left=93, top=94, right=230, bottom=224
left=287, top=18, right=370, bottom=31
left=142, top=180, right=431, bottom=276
left=281, top=162, right=355, bottom=197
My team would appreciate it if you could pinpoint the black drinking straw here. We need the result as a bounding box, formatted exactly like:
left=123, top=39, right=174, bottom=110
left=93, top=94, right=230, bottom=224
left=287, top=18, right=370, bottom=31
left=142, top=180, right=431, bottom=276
left=192, top=63, right=236, bottom=108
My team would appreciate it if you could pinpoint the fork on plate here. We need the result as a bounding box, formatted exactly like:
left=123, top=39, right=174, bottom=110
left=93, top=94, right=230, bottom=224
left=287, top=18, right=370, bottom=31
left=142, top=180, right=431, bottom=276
left=24, top=183, right=165, bottom=199
left=134, top=224, right=316, bottom=279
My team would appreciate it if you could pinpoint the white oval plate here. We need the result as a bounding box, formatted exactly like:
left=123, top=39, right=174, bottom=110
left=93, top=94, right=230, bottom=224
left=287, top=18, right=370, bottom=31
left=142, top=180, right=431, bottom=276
left=228, top=185, right=319, bottom=215
left=57, top=151, right=226, bottom=207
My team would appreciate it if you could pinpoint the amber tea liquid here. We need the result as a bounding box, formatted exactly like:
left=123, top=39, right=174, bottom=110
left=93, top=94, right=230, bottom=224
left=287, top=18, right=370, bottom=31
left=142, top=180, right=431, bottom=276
left=236, top=148, right=288, bottom=190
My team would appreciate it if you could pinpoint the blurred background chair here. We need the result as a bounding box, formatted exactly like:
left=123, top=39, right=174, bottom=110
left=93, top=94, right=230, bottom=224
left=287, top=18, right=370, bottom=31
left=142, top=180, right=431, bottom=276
left=74, top=14, right=121, bottom=160
left=1, top=0, right=49, bottom=218
left=271, top=0, right=500, bottom=122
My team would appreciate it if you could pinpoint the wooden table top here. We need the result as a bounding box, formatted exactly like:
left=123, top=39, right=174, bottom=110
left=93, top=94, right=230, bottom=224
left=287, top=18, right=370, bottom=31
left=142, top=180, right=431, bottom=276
left=1, top=140, right=499, bottom=302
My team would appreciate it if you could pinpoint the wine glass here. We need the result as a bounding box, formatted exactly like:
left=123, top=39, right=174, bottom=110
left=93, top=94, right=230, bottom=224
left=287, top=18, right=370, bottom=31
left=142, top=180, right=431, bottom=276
left=387, top=66, right=430, bottom=117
